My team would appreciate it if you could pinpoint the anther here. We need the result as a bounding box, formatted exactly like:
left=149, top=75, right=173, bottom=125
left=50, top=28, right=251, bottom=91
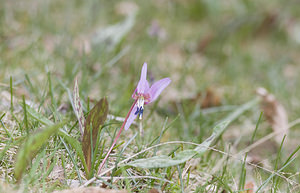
left=139, top=108, right=144, bottom=119
left=134, top=107, right=140, bottom=115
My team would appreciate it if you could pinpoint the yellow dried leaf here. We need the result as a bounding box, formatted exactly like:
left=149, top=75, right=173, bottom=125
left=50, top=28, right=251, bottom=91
left=256, top=87, right=288, bottom=144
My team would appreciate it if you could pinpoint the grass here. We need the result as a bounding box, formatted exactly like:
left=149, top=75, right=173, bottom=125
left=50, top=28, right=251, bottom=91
left=1, top=0, right=300, bottom=192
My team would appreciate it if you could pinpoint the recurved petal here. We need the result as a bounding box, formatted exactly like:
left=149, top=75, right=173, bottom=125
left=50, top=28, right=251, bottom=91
left=149, top=77, right=171, bottom=102
left=136, top=63, right=148, bottom=94
left=124, top=103, right=138, bottom=130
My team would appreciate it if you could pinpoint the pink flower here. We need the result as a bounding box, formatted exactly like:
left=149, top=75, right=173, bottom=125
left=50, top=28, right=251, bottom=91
left=124, top=63, right=171, bottom=130
left=97, top=62, right=171, bottom=175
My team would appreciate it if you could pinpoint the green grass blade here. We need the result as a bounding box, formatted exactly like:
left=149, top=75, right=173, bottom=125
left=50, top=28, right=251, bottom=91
left=273, top=135, right=286, bottom=193
left=239, top=112, right=262, bottom=190
left=59, top=136, right=83, bottom=184
left=127, top=99, right=257, bottom=169
left=256, top=156, right=297, bottom=193
left=25, top=104, right=54, bottom=126
left=10, top=76, right=13, bottom=112
left=57, top=130, right=89, bottom=175
left=25, top=103, right=89, bottom=176
left=126, top=122, right=220, bottom=169
left=0, top=113, right=13, bottom=141
left=48, top=72, right=57, bottom=108
left=22, top=95, right=29, bottom=134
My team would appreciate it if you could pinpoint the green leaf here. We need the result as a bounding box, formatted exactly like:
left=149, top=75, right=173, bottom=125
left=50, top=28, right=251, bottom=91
left=127, top=99, right=258, bottom=169
left=14, top=121, right=66, bottom=181
left=72, top=78, right=85, bottom=136
left=82, top=97, right=109, bottom=171
left=126, top=151, right=197, bottom=169
left=127, top=122, right=221, bottom=169
left=25, top=103, right=89, bottom=176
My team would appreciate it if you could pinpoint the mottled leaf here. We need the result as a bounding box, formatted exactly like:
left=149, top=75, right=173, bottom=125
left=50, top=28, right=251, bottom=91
left=73, top=78, right=85, bottom=136
left=14, top=121, right=66, bottom=181
left=26, top=104, right=89, bottom=175
left=82, top=97, right=109, bottom=171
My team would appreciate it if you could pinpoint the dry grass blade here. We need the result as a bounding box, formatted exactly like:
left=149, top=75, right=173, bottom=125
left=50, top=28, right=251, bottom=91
left=256, top=87, right=288, bottom=144
left=82, top=141, right=299, bottom=188
left=237, top=118, right=300, bottom=156
left=73, top=77, right=85, bottom=136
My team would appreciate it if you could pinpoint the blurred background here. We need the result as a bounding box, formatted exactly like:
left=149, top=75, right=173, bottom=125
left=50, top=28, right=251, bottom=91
left=1, top=0, right=300, bottom=191
left=1, top=0, right=300, bottom=134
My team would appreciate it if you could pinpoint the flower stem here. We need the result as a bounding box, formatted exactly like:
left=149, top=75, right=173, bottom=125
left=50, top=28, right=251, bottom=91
left=97, top=99, right=138, bottom=176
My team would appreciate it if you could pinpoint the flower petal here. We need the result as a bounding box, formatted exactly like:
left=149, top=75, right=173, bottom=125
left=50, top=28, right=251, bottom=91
left=131, top=88, right=137, bottom=99
left=148, top=78, right=171, bottom=102
left=124, top=102, right=138, bottom=130
left=136, top=63, right=148, bottom=94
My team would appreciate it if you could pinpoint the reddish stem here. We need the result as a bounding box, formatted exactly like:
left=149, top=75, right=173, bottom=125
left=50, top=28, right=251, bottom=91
left=97, top=99, right=137, bottom=175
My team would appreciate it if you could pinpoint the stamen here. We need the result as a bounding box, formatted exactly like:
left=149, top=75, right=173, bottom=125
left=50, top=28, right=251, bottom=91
left=134, top=106, right=140, bottom=115
left=136, top=96, right=145, bottom=119
left=139, top=108, right=144, bottom=119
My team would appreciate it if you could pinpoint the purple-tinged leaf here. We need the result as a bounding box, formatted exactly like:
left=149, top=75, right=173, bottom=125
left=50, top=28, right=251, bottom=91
left=82, top=97, right=109, bottom=172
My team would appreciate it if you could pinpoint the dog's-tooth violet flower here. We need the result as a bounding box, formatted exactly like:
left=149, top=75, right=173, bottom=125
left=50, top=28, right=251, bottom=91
left=124, top=62, right=171, bottom=130
left=97, top=62, right=170, bottom=175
